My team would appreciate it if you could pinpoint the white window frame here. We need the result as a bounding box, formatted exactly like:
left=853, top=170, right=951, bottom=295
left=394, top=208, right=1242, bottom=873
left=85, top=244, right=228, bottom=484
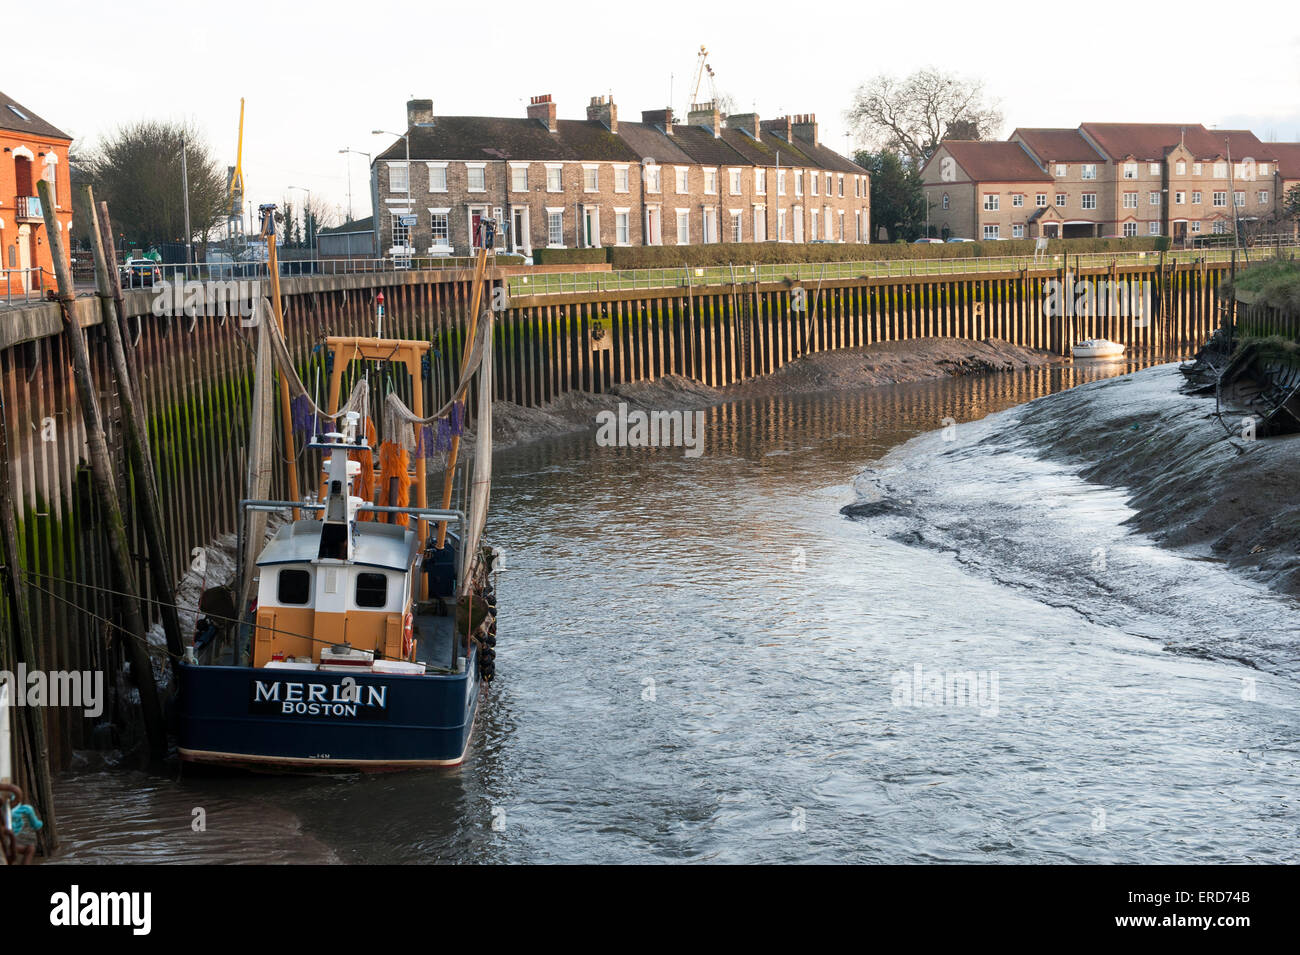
left=675, top=166, right=690, bottom=194
left=1148, top=191, right=1160, bottom=206
left=1081, top=193, right=1097, bottom=209
left=1081, top=164, right=1096, bottom=180
left=777, top=170, right=787, bottom=196
left=983, top=193, right=999, bottom=211
left=1055, top=163, right=1068, bottom=177
left=428, top=207, right=451, bottom=251
left=507, top=162, right=527, bottom=194
left=545, top=164, right=563, bottom=193
left=753, top=204, right=766, bottom=242
left=546, top=207, right=565, bottom=248
left=1055, top=193, right=1067, bottom=207
left=1123, top=163, right=1138, bottom=180
left=614, top=207, right=631, bottom=246
left=1012, top=224, right=1024, bottom=238
left=1123, top=192, right=1139, bottom=209
left=645, top=164, right=662, bottom=194
left=1036, top=193, right=1047, bottom=208
left=1191, top=191, right=1202, bottom=205
left=1148, top=221, right=1160, bottom=235
left=1122, top=222, right=1138, bottom=237
left=387, top=161, right=410, bottom=193
left=703, top=167, right=718, bottom=195
left=427, top=161, right=449, bottom=193
left=728, top=168, right=742, bottom=196
left=614, top=165, right=630, bottom=194
left=582, top=164, right=599, bottom=193
left=465, top=162, right=487, bottom=193
left=730, top=209, right=743, bottom=243
left=794, top=170, right=803, bottom=197
left=1174, top=191, right=1185, bottom=205
left=1212, top=191, right=1227, bottom=207
left=1012, top=193, right=1024, bottom=207
left=675, top=208, right=690, bottom=244
left=755, top=168, right=767, bottom=195
left=1148, top=163, right=1160, bottom=176
left=983, top=223, right=1000, bottom=240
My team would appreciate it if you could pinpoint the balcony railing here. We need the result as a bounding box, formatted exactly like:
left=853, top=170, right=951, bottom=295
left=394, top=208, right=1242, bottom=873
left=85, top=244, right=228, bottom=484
left=15, top=195, right=42, bottom=221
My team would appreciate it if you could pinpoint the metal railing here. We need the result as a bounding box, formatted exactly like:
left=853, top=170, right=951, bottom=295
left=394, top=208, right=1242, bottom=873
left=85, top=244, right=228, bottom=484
left=14, top=195, right=42, bottom=220
left=508, top=244, right=1300, bottom=297
left=1, top=267, right=47, bottom=306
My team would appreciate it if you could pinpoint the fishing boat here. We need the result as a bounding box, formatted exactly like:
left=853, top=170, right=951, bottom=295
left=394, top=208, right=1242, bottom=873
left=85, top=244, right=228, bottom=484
left=1071, top=338, right=1126, bottom=359
left=176, top=216, right=500, bottom=772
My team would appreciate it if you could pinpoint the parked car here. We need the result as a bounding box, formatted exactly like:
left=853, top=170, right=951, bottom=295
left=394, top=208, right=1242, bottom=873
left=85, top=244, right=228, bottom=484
left=120, top=258, right=161, bottom=288
left=945, top=237, right=975, bottom=243
left=913, top=237, right=944, bottom=244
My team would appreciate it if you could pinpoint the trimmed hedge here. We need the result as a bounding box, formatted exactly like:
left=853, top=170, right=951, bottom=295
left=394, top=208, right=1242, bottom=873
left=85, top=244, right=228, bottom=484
left=531, top=248, right=608, bottom=265
left=596, top=237, right=1169, bottom=269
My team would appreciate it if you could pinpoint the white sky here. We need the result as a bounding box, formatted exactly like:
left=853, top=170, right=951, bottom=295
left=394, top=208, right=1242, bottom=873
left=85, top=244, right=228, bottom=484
left=13, top=0, right=1300, bottom=227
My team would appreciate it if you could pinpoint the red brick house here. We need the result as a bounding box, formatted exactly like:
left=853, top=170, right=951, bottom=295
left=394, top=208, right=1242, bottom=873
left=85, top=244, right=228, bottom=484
left=1, top=91, right=73, bottom=295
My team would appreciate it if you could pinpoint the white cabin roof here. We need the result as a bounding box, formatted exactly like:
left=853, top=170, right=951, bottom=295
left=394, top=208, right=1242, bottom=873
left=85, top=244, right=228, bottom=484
left=256, top=519, right=418, bottom=571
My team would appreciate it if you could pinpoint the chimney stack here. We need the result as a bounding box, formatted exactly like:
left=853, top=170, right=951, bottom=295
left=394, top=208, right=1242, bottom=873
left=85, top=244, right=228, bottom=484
left=687, top=101, right=721, bottom=138
left=761, top=116, right=793, bottom=142
left=726, top=112, right=761, bottom=142
left=642, top=107, right=674, bottom=136
left=406, top=98, right=434, bottom=128
left=528, top=94, right=558, bottom=133
left=792, top=113, right=819, bottom=148
left=586, top=95, right=618, bottom=133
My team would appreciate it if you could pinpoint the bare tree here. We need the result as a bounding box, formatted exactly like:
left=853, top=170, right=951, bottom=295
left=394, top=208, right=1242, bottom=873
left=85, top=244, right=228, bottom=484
left=82, top=119, right=227, bottom=249
left=848, top=68, right=1003, bottom=167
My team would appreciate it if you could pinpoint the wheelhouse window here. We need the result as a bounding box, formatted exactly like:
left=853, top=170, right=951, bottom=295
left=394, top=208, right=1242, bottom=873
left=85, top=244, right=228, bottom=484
left=278, top=569, right=312, bottom=605
left=355, top=573, right=388, bottom=609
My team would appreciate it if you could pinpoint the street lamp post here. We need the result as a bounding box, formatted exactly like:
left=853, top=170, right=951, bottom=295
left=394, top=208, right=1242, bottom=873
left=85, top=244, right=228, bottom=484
left=338, top=147, right=371, bottom=224
left=374, top=123, right=434, bottom=258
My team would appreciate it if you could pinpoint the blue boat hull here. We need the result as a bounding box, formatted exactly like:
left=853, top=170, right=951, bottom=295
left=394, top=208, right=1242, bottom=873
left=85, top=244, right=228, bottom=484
left=176, top=650, right=480, bottom=772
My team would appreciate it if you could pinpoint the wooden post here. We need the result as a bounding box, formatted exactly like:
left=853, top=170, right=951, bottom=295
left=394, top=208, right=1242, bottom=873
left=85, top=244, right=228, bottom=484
left=264, top=234, right=301, bottom=518
left=37, top=179, right=167, bottom=760
left=0, top=406, right=58, bottom=851
left=89, top=194, right=184, bottom=660
left=436, top=249, right=488, bottom=550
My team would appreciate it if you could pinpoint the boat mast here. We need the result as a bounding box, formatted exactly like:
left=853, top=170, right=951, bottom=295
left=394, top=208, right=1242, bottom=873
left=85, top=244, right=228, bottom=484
left=434, top=235, right=492, bottom=550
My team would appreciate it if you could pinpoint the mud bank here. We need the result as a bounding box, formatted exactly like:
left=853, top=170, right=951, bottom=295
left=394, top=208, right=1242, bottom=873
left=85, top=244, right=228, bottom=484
left=491, top=337, right=1061, bottom=450
left=1009, top=363, right=1300, bottom=597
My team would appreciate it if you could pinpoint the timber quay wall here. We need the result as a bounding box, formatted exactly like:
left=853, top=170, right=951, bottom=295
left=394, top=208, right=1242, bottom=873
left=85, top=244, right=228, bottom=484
left=0, top=256, right=1233, bottom=767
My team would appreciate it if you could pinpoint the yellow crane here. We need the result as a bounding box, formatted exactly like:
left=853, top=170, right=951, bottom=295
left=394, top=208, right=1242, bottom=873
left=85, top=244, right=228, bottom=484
left=227, top=98, right=246, bottom=241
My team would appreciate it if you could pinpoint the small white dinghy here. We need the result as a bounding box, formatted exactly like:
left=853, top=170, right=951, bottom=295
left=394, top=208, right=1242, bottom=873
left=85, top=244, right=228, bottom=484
left=1072, top=338, right=1125, bottom=359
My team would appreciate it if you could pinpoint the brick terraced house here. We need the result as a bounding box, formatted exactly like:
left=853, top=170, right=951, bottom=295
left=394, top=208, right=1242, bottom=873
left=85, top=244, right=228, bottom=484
left=923, top=123, right=1294, bottom=243
left=370, top=95, right=870, bottom=258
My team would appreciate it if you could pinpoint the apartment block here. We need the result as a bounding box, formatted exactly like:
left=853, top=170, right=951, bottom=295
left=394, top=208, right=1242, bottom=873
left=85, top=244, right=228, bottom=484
left=923, top=122, right=1294, bottom=243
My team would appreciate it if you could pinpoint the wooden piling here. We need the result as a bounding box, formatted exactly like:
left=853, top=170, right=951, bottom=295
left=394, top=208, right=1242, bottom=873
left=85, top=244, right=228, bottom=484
left=37, top=179, right=167, bottom=760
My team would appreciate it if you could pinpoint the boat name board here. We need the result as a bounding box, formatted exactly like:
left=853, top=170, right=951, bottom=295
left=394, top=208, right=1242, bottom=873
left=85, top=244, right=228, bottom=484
left=249, top=678, right=389, bottom=719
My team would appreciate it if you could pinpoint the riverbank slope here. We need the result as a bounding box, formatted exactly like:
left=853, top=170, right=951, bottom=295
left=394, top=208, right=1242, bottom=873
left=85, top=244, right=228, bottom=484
left=1007, top=363, right=1300, bottom=597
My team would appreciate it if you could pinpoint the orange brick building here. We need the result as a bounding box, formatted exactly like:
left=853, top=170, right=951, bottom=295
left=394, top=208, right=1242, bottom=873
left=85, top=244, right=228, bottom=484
left=1, top=91, right=72, bottom=295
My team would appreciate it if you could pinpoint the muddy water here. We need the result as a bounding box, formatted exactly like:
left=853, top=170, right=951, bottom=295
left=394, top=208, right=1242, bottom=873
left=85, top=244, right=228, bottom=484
left=53, top=359, right=1300, bottom=864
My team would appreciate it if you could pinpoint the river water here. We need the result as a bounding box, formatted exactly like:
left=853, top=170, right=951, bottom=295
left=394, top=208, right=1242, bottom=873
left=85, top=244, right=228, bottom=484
left=53, top=361, right=1300, bottom=864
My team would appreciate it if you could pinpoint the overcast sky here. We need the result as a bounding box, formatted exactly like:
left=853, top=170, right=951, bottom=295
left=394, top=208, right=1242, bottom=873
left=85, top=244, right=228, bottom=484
left=12, top=0, right=1299, bottom=228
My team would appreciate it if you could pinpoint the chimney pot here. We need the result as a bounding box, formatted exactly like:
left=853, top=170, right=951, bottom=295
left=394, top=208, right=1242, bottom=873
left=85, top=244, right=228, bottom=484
left=586, top=95, right=618, bottom=134
left=406, top=98, right=434, bottom=128
left=527, top=93, right=558, bottom=133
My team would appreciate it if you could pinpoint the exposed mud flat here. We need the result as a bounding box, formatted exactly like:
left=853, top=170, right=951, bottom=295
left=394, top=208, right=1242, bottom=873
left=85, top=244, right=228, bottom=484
left=491, top=337, right=1061, bottom=450
left=1009, top=364, right=1300, bottom=597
